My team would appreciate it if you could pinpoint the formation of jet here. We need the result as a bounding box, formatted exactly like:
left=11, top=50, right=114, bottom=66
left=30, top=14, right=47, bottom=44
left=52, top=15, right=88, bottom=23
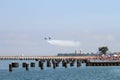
left=44, top=37, right=51, bottom=40
left=44, top=37, right=80, bottom=47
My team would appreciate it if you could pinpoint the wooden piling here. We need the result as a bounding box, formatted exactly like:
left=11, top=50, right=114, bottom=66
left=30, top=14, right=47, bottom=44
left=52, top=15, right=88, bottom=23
left=53, top=63, right=56, bottom=69
left=56, top=63, right=59, bottom=67
left=62, top=62, right=67, bottom=68
left=47, top=61, right=51, bottom=67
left=12, top=63, right=19, bottom=68
left=23, top=63, right=27, bottom=68
left=70, top=62, right=74, bottom=67
left=9, top=64, right=12, bottom=72
left=39, top=61, right=44, bottom=70
left=86, top=62, right=120, bottom=66
left=77, top=61, right=81, bottom=67
left=26, top=64, right=29, bottom=71
left=31, top=62, right=35, bottom=67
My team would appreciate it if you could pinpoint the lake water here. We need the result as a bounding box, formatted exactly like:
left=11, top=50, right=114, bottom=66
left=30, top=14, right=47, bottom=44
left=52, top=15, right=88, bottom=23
left=0, top=60, right=120, bottom=80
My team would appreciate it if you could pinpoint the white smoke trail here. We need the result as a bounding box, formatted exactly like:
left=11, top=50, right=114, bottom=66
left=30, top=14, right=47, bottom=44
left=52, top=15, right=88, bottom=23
left=47, top=40, right=80, bottom=47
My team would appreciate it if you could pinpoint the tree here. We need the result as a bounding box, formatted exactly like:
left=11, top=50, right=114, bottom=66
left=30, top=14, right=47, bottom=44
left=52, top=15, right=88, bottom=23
left=99, top=46, right=108, bottom=55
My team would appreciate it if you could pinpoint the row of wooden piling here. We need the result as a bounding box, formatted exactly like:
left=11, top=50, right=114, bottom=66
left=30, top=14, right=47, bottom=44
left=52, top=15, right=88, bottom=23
left=8, top=58, right=120, bottom=72
left=9, top=59, right=83, bottom=72
left=86, top=62, right=120, bottom=66
left=9, top=62, right=34, bottom=72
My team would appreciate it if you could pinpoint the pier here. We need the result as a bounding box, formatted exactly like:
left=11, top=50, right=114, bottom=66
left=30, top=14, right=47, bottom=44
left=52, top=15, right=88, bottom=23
left=1, top=56, right=120, bottom=72
left=0, top=56, right=95, bottom=72
left=0, top=56, right=96, bottom=60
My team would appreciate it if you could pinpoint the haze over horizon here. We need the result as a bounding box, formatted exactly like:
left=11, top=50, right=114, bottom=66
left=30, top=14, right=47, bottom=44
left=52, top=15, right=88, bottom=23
left=0, top=0, right=120, bottom=56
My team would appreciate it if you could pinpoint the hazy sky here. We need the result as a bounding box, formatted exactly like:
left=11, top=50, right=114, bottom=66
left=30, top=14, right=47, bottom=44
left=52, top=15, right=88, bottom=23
left=0, top=0, right=120, bottom=56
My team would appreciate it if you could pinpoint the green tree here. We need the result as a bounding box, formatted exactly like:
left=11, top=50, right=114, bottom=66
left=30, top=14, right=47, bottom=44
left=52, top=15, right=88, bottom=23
left=99, top=46, right=108, bottom=55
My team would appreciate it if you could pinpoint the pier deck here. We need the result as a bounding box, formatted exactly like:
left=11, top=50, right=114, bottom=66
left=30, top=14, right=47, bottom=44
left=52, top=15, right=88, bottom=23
left=0, top=56, right=96, bottom=60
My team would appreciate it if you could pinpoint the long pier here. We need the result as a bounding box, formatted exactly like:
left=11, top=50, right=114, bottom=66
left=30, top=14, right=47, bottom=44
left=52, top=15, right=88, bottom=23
left=0, top=56, right=96, bottom=60
left=1, top=56, right=120, bottom=72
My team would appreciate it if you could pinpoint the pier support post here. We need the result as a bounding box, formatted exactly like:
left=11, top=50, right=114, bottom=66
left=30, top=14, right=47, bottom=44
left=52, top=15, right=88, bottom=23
left=9, top=64, right=12, bottom=72
left=23, top=63, right=27, bottom=68
left=56, top=62, right=59, bottom=67
left=26, top=64, right=29, bottom=71
left=39, top=61, right=44, bottom=70
left=31, top=62, right=35, bottom=67
left=53, top=63, right=56, bottom=69
left=77, top=60, right=81, bottom=67
left=70, top=62, right=74, bottom=67
left=47, top=61, right=51, bottom=67
left=12, top=63, right=19, bottom=68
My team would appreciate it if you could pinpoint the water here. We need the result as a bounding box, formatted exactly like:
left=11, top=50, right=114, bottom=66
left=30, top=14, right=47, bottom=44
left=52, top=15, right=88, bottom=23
left=0, top=60, right=120, bottom=80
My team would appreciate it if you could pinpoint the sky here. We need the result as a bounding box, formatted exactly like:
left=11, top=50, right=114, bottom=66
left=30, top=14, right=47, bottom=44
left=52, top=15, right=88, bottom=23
left=0, top=0, right=120, bottom=56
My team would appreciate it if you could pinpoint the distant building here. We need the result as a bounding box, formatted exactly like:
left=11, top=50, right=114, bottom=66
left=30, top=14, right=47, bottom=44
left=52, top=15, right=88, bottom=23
left=57, top=53, right=99, bottom=56
left=57, top=49, right=120, bottom=56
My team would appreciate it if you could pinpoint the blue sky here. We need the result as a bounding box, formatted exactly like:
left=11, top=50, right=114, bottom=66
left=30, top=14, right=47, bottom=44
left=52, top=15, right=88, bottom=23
left=0, top=0, right=120, bottom=56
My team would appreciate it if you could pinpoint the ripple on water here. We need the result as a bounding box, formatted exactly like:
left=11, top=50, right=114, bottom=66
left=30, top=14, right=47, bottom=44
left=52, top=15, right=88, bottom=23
left=1, top=64, right=120, bottom=80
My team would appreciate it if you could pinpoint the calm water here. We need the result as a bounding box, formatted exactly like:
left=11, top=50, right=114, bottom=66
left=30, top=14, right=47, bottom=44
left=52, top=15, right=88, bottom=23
left=0, top=60, right=120, bottom=80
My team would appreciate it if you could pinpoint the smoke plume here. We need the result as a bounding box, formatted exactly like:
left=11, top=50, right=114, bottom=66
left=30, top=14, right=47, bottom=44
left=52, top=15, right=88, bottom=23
left=47, top=40, right=80, bottom=47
